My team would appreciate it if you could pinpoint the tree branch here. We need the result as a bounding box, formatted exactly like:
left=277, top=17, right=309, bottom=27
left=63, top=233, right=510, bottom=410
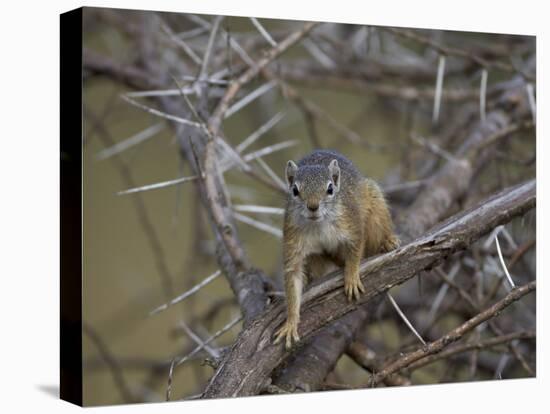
left=405, top=330, right=535, bottom=372
left=202, top=179, right=535, bottom=397
left=368, top=283, right=535, bottom=386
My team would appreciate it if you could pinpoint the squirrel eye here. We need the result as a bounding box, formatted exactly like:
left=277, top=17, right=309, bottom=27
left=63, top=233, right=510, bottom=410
left=327, top=183, right=334, bottom=195
left=292, top=185, right=300, bottom=197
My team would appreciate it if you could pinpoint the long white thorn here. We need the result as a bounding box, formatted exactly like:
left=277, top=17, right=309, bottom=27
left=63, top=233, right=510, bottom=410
left=150, top=270, right=222, bottom=316
left=242, top=140, right=297, bottom=162
left=255, top=157, right=287, bottom=190
left=526, top=83, right=536, bottom=123
left=237, top=111, right=286, bottom=153
left=178, top=320, right=219, bottom=359
left=494, top=227, right=516, bottom=289
left=96, top=123, right=165, bottom=160
left=480, top=69, right=488, bottom=123
left=117, top=175, right=199, bottom=196
left=199, top=16, right=224, bottom=80
left=233, top=212, right=283, bottom=238
left=224, top=81, right=277, bottom=119
left=161, top=23, right=202, bottom=65
left=233, top=205, right=285, bottom=215
left=386, top=291, right=426, bottom=345
left=121, top=94, right=201, bottom=128
left=250, top=17, right=278, bottom=47
left=432, top=55, right=446, bottom=125
left=126, top=89, right=193, bottom=98
left=175, top=315, right=242, bottom=367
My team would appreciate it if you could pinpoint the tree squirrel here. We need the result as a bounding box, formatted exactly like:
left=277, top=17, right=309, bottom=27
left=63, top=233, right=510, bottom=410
left=274, top=149, right=399, bottom=349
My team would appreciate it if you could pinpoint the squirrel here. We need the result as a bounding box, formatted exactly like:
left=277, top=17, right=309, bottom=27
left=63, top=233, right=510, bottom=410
left=274, top=149, right=399, bottom=349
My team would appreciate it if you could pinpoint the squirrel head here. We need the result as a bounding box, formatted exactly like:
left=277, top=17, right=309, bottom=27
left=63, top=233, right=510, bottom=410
left=285, top=159, right=341, bottom=223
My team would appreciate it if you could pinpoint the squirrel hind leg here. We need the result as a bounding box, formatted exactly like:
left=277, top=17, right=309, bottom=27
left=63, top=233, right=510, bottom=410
left=381, top=233, right=400, bottom=253
left=360, top=179, right=399, bottom=256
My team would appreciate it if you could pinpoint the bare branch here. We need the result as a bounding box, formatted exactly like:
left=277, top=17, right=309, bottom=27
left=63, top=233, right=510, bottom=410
left=208, top=21, right=320, bottom=136
left=369, top=281, right=535, bottom=386
left=407, top=330, right=535, bottom=372
left=202, top=179, right=535, bottom=397
left=383, top=27, right=535, bottom=81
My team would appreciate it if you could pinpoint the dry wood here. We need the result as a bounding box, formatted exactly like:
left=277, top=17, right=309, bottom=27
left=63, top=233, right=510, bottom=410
left=202, top=179, right=535, bottom=397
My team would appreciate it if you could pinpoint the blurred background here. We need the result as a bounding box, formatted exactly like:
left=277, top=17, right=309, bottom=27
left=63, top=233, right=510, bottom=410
left=82, top=7, right=536, bottom=406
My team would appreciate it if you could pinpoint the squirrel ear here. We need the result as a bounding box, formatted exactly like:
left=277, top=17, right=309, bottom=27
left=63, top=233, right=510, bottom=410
left=328, top=159, right=340, bottom=189
left=286, top=160, right=298, bottom=187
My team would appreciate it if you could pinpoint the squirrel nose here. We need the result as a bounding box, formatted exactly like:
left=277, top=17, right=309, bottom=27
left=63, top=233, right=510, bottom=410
left=307, top=203, right=319, bottom=212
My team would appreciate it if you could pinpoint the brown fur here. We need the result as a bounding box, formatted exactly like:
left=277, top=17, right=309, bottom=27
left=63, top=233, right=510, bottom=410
left=274, top=150, right=399, bottom=349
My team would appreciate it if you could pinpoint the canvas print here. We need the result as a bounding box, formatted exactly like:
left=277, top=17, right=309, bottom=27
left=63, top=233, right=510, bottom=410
left=69, top=6, right=536, bottom=406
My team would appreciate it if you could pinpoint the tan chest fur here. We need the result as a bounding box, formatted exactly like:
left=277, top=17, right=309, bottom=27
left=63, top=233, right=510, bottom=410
left=299, top=219, right=350, bottom=257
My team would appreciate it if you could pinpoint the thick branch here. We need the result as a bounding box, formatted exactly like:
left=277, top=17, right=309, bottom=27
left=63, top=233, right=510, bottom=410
left=202, top=179, right=535, bottom=397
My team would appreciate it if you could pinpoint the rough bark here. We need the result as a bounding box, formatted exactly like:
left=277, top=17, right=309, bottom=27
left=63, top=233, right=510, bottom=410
left=202, top=179, right=535, bottom=397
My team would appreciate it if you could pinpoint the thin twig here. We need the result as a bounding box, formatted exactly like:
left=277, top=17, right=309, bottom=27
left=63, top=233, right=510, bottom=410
left=407, top=330, right=535, bottom=371
left=86, top=108, right=175, bottom=298
left=411, top=134, right=456, bottom=163
left=175, top=315, right=242, bottom=367
left=208, top=21, right=319, bottom=136
left=368, top=281, right=535, bottom=386
left=150, top=270, right=222, bottom=316
left=383, top=27, right=535, bottom=81
left=166, top=359, right=176, bottom=401
left=199, top=16, right=224, bottom=80
left=84, top=323, right=135, bottom=403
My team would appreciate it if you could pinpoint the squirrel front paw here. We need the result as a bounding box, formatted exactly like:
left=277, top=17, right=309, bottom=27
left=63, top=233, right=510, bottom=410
left=344, top=276, right=365, bottom=302
left=274, top=319, right=300, bottom=349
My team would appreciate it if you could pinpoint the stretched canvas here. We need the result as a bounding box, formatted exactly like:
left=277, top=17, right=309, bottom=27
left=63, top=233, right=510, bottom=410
left=60, top=6, right=536, bottom=406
